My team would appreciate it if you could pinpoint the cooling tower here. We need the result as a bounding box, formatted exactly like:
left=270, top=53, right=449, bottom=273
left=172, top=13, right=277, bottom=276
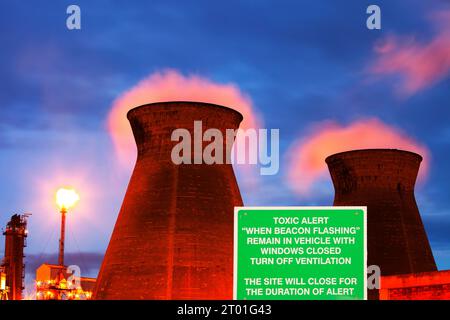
left=326, top=149, right=436, bottom=276
left=94, top=101, right=243, bottom=300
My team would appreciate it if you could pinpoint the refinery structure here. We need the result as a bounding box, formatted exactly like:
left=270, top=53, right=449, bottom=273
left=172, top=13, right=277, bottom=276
left=1, top=189, right=95, bottom=300
left=0, top=214, right=30, bottom=300
left=1, top=101, right=450, bottom=300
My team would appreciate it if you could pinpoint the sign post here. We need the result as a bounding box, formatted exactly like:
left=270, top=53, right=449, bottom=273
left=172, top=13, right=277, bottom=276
left=234, top=207, right=367, bottom=300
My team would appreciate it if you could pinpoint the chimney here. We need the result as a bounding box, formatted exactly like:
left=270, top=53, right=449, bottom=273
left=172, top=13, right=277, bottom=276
left=326, top=149, right=436, bottom=276
left=1, top=214, right=29, bottom=300
left=94, top=101, right=243, bottom=299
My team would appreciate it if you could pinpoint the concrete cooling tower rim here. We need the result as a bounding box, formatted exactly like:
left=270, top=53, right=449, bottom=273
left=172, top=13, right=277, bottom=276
left=325, top=148, right=423, bottom=164
left=127, top=101, right=244, bottom=122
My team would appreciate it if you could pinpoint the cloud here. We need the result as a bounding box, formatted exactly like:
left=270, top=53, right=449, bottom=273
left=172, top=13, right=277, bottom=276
left=369, top=10, right=450, bottom=96
left=285, top=118, right=430, bottom=197
left=107, top=69, right=262, bottom=166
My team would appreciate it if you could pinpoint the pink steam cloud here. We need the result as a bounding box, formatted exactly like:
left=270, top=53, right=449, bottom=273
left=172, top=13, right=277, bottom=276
left=286, top=118, right=430, bottom=197
left=107, top=69, right=262, bottom=166
left=370, top=10, right=450, bottom=96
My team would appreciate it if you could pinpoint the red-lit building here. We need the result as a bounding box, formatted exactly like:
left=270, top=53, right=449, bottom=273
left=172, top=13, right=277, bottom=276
left=35, top=263, right=95, bottom=300
left=380, top=270, right=450, bottom=300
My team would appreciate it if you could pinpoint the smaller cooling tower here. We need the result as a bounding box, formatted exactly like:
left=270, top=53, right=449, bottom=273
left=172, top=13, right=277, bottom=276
left=326, top=149, right=436, bottom=276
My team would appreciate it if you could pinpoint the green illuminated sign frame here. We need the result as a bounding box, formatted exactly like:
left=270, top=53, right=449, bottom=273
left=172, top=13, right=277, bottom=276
left=234, top=206, right=367, bottom=300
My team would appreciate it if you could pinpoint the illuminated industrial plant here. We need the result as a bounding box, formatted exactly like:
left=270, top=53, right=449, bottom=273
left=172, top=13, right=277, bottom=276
left=0, top=187, right=95, bottom=300
left=35, top=188, right=95, bottom=300
left=1, top=105, right=450, bottom=301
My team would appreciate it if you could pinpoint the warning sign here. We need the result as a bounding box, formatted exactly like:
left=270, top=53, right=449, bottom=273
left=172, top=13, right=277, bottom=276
left=234, top=207, right=367, bottom=300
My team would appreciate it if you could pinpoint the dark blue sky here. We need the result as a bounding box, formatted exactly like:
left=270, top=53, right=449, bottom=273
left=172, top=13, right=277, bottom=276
left=1, top=0, right=449, bottom=290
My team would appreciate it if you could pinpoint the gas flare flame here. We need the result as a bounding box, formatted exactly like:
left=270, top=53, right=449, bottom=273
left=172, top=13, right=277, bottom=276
left=56, top=188, right=80, bottom=211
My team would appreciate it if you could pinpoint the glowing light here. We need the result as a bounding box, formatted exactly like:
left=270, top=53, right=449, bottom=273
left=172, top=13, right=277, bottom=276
left=56, top=188, right=80, bottom=211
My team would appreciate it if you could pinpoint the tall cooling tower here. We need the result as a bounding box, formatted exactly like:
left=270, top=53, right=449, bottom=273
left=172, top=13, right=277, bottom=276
left=326, top=149, right=436, bottom=276
left=94, top=102, right=243, bottom=299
